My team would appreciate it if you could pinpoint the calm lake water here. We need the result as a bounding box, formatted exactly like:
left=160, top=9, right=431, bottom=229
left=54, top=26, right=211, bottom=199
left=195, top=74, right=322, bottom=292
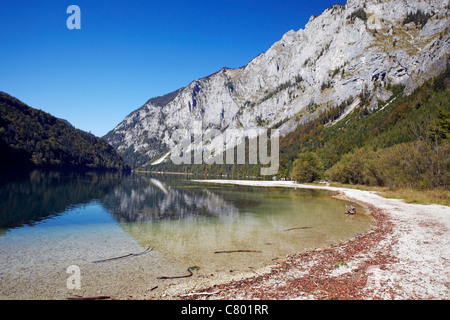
left=0, top=170, right=373, bottom=299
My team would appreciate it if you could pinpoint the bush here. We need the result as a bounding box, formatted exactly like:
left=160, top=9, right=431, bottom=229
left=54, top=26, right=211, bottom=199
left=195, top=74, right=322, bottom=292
left=325, top=148, right=381, bottom=185
left=348, top=8, right=368, bottom=22
left=325, top=141, right=449, bottom=190
left=291, top=152, right=324, bottom=183
left=375, top=141, right=449, bottom=190
left=403, top=10, right=433, bottom=27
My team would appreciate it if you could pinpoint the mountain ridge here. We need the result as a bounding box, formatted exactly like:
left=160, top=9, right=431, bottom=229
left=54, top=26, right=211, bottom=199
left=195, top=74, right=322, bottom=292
left=105, top=0, right=449, bottom=170
left=0, top=91, right=129, bottom=171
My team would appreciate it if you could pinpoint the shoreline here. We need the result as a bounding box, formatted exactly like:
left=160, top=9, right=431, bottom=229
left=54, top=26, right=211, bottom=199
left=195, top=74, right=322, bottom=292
left=2, top=179, right=447, bottom=300
left=172, top=179, right=450, bottom=300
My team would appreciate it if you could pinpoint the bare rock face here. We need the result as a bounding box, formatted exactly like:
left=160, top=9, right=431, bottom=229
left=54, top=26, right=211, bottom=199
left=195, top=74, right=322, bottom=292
left=104, top=0, right=450, bottom=168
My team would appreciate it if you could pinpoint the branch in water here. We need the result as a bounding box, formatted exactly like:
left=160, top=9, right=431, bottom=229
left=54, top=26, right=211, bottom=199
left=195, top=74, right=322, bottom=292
left=92, top=245, right=153, bottom=263
left=157, top=268, right=193, bottom=280
left=214, top=250, right=261, bottom=254
left=284, top=227, right=312, bottom=231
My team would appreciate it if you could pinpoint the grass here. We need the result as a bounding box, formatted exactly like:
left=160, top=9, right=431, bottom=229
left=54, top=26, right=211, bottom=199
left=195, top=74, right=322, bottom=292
left=379, top=188, right=450, bottom=206
left=328, top=182, right=450, bottom=206
left=334, top=261, right=347, bottom=269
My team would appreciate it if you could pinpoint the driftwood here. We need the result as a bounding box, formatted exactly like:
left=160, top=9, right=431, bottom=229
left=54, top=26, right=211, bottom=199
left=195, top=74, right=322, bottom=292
left=179, top=290, right=223, bottom=298
left=214, top=250, right=261, bottom=254
left=284, top=227, right=311, bottom=231
left=92, top=245, right=153, bottom=263
left=345, top=205, right=356, bottom=215
left=157, top=268, right=193, bottom=280
left=67, top=295, right=111, bottom=300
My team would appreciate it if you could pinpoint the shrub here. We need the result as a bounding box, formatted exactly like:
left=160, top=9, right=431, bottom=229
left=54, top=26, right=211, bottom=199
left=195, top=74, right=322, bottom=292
left=375, top=141, right=449, bottom=190
left=325, top=148, right=381, bottom=185
left=291, top=152, right=324, bottom=183
left=325, top=141, right=449, bottom=190
left=403, top=10, right=433, bottom=27
left=348, top=8, right=367, bottom=22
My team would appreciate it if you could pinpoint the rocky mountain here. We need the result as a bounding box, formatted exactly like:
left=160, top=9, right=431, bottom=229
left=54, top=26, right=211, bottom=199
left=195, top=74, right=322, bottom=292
left=0, top=92, right=129, bottom=171
left=104, top=0, right=449, bottom=170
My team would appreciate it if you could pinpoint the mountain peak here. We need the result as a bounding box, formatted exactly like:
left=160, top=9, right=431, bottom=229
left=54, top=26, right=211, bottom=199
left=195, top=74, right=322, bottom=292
left=105, top=0, right=449, bottom=169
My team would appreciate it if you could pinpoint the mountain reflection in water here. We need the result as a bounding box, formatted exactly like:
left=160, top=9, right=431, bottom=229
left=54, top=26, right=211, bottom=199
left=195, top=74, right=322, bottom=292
left=101, top=177, right=242, bottom=223
left=0, top=170, right=373, bottom=282
left=0, top=170, right=249, bottom=230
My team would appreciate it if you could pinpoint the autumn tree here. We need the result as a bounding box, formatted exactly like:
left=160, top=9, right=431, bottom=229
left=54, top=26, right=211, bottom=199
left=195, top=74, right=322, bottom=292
left=290, top=152, right=324, bottom=183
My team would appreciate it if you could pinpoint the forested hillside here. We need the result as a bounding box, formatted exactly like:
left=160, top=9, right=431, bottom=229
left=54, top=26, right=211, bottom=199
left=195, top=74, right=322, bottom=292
left=147, top=67, right=449, bottom=191
left=0, top=92, right=129, bottom=171
left=286, top=67, right=449, bottom=190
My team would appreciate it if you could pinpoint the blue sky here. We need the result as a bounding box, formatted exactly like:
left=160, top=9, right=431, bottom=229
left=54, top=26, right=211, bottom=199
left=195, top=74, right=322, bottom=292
left=0, top=0, right=342, bottom=137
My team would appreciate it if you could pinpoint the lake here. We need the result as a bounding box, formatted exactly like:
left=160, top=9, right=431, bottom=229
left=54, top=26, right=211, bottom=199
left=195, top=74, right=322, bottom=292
left=0, top=170, right=373, bottom=299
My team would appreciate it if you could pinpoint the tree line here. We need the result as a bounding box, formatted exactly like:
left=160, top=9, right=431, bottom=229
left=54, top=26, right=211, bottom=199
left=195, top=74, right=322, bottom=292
left=0, top=92, right=129, bottom=171
left=288, top=67, right=449, bottom=190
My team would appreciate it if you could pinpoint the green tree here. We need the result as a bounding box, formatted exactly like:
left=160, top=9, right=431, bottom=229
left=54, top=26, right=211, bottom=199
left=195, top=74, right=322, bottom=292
left=290, top=152, right=324, bottom=183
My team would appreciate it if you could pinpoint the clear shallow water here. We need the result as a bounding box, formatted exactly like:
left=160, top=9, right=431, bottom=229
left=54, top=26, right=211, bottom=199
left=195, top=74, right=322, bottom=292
left=0, top=170, right=372, bottom=298
left=119, top=183, right=372, bottom=273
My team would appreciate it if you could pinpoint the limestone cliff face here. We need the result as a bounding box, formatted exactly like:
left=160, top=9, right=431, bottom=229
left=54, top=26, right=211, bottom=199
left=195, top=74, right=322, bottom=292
left=105, top=0, right=449, bottom=168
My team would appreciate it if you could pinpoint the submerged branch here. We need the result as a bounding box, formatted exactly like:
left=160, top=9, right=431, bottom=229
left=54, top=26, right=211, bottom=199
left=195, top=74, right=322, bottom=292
left=214, top=250, right=262, bottom=254
left=92, top=245, right=153, bottom=263
left=284, top=227, right=312, bottom=231
left=157, top=268, right=193, bottom=280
